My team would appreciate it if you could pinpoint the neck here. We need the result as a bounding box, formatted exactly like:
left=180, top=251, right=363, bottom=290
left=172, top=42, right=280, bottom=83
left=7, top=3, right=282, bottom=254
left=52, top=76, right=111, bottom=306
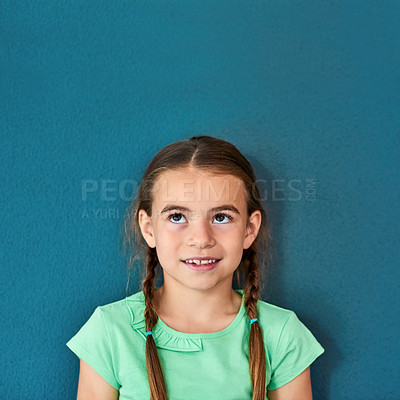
left=153, top=282, right=243, bottom=328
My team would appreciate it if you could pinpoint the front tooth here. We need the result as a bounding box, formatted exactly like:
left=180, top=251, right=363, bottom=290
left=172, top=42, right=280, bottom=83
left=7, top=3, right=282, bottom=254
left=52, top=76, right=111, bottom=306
left=186, top=259, right=217, bottom=265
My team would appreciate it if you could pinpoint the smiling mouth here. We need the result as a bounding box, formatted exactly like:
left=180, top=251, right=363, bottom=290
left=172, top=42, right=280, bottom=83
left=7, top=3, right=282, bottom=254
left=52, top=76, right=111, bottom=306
left=182, top=258, right=220, bottom=265
left=182, top=258, right=220, bottom=271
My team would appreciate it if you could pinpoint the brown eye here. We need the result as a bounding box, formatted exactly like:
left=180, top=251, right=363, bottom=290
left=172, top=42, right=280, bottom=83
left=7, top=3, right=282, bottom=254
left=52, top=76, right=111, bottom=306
left=169, top=213, right=186, bottom=224
left=213, top=213, right=232, bottom=224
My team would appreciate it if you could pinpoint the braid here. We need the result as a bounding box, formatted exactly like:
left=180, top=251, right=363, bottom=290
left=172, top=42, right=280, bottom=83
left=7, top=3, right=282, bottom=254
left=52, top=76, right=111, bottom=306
left=142, top=248, right=169, bottom=400
left=243, top=246, right=267, bottom=400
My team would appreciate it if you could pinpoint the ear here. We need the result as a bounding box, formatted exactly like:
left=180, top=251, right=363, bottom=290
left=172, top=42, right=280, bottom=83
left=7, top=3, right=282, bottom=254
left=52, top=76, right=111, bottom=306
left=243, top=210, right=262, bottom=250
left=138, top=209, right=156, bottom=248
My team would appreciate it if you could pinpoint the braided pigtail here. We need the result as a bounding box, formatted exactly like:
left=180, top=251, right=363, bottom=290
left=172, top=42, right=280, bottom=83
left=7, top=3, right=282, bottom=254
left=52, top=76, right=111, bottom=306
left=142, top=248, right=169, bottom=400
left=243, top=246, right=267, bottom=400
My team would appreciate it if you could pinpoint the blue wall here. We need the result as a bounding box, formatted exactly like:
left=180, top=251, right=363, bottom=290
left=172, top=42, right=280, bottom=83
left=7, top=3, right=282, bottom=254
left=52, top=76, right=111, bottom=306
left=1, top=1, right=399, bottom=398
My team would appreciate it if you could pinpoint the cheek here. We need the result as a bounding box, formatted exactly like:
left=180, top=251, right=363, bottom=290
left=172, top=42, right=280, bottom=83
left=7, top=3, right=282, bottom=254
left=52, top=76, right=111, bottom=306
left=215, top=224, right=246, bottom=240
left=154, top=224, right=184, bottom=246
left=161, top=224, right=186, bottom=240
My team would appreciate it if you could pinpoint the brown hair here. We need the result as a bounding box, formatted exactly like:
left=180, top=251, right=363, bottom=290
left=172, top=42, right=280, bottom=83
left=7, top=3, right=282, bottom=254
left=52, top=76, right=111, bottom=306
left=123, top=135, right=270, bottom=399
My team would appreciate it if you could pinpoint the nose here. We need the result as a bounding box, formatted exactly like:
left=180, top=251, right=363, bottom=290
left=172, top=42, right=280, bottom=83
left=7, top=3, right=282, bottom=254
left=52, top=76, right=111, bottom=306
left=186, top=219, right=216, bottom=249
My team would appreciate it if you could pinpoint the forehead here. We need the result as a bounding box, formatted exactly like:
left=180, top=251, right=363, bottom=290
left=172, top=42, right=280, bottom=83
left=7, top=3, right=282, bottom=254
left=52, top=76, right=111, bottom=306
left=152, top=168, right=247, bottom=207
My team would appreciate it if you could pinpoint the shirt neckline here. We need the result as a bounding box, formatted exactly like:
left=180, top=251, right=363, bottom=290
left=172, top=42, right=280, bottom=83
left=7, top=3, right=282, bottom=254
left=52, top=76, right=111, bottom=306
left=153, top=289, right=246, bottom=340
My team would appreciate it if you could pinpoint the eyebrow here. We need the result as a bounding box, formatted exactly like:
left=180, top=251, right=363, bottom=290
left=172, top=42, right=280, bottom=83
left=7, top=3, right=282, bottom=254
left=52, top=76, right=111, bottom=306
left=160, top=204, right=241, bottom=215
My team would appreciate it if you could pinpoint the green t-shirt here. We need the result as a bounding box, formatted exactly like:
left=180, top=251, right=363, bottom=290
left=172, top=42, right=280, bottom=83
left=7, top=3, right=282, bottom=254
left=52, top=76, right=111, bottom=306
left=67, top=289, right=324, bottom=399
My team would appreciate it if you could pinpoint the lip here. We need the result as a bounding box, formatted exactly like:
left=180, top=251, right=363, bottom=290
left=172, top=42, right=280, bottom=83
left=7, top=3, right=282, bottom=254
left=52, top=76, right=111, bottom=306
left=181, top=258, right=220, bottom=272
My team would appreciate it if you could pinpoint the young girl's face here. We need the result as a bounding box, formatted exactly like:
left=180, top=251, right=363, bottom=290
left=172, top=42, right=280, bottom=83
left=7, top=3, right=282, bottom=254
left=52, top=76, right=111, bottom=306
left=139, top=167, right=261, bottom=293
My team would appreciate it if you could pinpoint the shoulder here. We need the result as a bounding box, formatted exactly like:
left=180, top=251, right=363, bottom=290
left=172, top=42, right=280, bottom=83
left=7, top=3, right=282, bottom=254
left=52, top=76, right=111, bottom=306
left=96, top=290, right=145, bottom=326
left=235, top=290, right=294, bottom=328
left=255, top=298, right=318, bottom=358
left=97, top=290, right=144, bottom=313
left=67, top=291, right=146, bottom=350
left=256, top=298, right=295, bottom=333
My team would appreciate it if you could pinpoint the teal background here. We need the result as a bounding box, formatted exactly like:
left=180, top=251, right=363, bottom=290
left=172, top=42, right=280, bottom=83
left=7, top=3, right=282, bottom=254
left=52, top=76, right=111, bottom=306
left=1, top=1, right=399, bottom=399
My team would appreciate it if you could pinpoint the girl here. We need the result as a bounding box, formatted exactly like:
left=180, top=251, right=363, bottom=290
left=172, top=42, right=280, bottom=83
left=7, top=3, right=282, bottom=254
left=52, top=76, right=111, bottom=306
left=67, top=135, right=324, bottom=400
